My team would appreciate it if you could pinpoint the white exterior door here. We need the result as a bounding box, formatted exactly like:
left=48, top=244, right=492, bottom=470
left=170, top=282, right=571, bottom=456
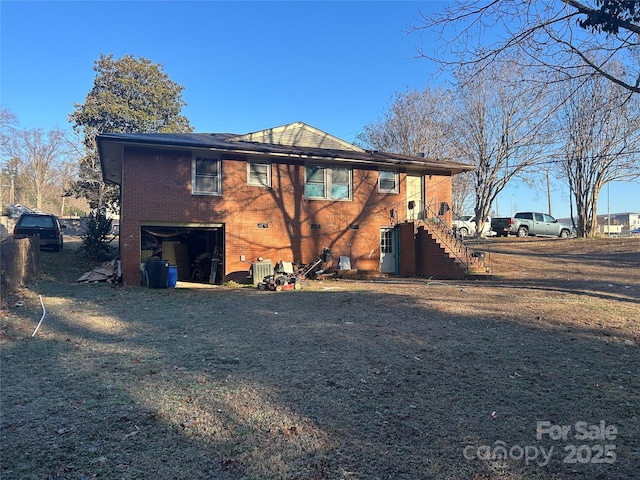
left=380, top=227, right=396, bottom=273
left=406, top=174, right=424, bottom=221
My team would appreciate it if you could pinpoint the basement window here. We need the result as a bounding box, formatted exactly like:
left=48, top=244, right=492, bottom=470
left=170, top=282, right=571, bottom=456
left=193, top=155, right=221, bottom=195
left=305, top=165, right=352, bottom=200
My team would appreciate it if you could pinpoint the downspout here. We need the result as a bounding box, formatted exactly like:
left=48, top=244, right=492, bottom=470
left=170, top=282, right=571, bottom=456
left=394, top=226, right=399, bottom=274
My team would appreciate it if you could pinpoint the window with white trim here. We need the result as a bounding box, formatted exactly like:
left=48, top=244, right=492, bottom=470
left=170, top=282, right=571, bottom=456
left=305, top=165, right=352, bottom=200
left=248, top=162, right=271, bottom=187
left=331, top=167, right=351, bottom=199
left=192, top=155, right=221, bottom=195
left=378, top=170, right=399, bottom=193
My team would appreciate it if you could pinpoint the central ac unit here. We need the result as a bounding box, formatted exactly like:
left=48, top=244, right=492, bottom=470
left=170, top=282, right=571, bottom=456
left=252, top=260, right=273, bottom=286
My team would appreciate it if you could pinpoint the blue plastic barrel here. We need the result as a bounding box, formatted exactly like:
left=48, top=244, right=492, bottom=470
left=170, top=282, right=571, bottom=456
left=168, top=265, right=178, bottom=288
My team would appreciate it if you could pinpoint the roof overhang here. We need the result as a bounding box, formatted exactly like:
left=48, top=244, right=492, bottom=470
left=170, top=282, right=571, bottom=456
left=97, top=132, right=475, bottom=186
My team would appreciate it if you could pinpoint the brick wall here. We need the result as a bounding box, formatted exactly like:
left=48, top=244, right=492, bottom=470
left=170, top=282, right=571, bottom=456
left=416, top=226, right=466, bottom=280
left=397, top=222, right=416, bottom=277
left=425, top=174, right=453, bottom=223
left=119, top=147, right=456, bottom=285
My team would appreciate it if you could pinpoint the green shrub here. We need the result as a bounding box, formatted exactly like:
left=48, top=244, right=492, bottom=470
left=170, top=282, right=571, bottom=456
left=79, top=211, right=115, bottom=261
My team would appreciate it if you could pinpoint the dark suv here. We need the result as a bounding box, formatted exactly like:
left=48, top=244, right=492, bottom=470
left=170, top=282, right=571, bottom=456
left=13, top=213, right=65, bottom=251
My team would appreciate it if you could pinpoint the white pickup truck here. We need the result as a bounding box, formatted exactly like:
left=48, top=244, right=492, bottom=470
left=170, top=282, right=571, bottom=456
left=452, top=215, right=495, bottom=238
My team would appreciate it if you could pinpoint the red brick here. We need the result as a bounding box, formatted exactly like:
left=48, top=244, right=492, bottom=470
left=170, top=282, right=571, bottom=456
left=118, top=147, right=457, bottom=285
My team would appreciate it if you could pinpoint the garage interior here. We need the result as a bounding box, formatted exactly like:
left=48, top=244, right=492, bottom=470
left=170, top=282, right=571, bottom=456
left=140, top=224, right=224, bottom=285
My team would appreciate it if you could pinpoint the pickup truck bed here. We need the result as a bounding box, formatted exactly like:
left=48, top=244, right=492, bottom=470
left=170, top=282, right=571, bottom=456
left=491, top=217, right=513, bottom=237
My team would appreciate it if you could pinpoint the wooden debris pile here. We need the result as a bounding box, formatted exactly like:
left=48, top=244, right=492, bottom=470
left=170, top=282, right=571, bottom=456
left=76, top=258, right=121, bottom=284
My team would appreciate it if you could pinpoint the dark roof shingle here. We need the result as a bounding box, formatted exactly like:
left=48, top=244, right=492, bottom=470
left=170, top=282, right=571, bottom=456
left=98, top=131, right=474, bottom=185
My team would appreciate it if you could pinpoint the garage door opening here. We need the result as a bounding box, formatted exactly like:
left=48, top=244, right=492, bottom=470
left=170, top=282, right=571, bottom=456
left=140, top=224, right=224, bottom=285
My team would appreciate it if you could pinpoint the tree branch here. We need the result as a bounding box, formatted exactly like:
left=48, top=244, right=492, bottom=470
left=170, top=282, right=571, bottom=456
left=561, top=0, right=640, bottom=35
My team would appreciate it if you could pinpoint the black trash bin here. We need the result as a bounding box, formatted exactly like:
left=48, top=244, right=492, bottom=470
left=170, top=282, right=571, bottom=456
left=146, top=258, right=169, bottom=288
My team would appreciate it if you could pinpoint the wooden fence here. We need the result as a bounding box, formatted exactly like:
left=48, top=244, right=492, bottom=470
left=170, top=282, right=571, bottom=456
left=0, top=236, right=40, bottom=304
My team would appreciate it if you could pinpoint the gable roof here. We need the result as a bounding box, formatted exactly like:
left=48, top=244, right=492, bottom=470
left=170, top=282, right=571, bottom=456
left=97, top=122, right=474, bottom=185
left=230, top=122, right=365, bottom=152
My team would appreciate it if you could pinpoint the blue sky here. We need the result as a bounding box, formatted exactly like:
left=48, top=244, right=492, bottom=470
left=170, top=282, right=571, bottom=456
left=1, top=0, right=638, bottom=218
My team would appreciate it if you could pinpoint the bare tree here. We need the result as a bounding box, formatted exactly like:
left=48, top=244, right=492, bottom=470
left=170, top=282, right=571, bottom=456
left=0, top=108, right=19, bottom=207
left=413, top=1, right=640, bottom=94
left=358, top=87, right=455, bottom=157
left=553, top=66, right=640, bottom=237
left=1, top=128, right=71, bottom=211
left=450, top=171, right=475, bottom=216
left=0, top=107, right=18, bottom=133
left=357, top=87, right=475, bottom=213
left=58, top=159, right=87, bottom=216
left=450, top=58, right=553, bottom=236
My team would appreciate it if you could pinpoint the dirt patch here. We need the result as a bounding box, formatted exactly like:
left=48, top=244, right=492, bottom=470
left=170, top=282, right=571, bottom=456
left=1, top=237, right=639, bottom=479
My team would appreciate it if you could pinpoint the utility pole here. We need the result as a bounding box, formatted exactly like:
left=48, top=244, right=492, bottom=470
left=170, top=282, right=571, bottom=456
left=607, top=182, right=611, bottom=236
left=547, top=170, right=552, bottom=215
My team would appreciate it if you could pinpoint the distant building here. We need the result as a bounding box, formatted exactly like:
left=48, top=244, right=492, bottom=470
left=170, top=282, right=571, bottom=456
left=596, top=212, right=640, bottom=235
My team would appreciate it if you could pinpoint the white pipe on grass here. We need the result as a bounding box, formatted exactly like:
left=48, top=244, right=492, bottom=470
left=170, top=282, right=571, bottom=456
left=31, top=295, right=45, bottom=337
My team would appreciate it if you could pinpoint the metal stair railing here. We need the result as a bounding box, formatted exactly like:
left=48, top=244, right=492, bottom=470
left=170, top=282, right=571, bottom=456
left=387, top=201, right=486, bottom=273
left=418, top=204, right=476, bottom=272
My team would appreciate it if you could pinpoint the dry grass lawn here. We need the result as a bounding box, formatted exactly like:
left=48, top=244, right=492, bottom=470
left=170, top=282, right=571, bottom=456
left=1, top=236, right=639, bottom=479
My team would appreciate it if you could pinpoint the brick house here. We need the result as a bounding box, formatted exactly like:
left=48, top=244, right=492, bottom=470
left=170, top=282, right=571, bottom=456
left=97, top=122, right=476, bottom=286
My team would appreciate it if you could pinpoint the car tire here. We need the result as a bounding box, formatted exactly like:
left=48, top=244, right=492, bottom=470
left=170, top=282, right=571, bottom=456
left=560, top=229, right=570, bottom=239
left=517, top=227, right=528, bottom=237
left=458, top=227, right=468, bottom=238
